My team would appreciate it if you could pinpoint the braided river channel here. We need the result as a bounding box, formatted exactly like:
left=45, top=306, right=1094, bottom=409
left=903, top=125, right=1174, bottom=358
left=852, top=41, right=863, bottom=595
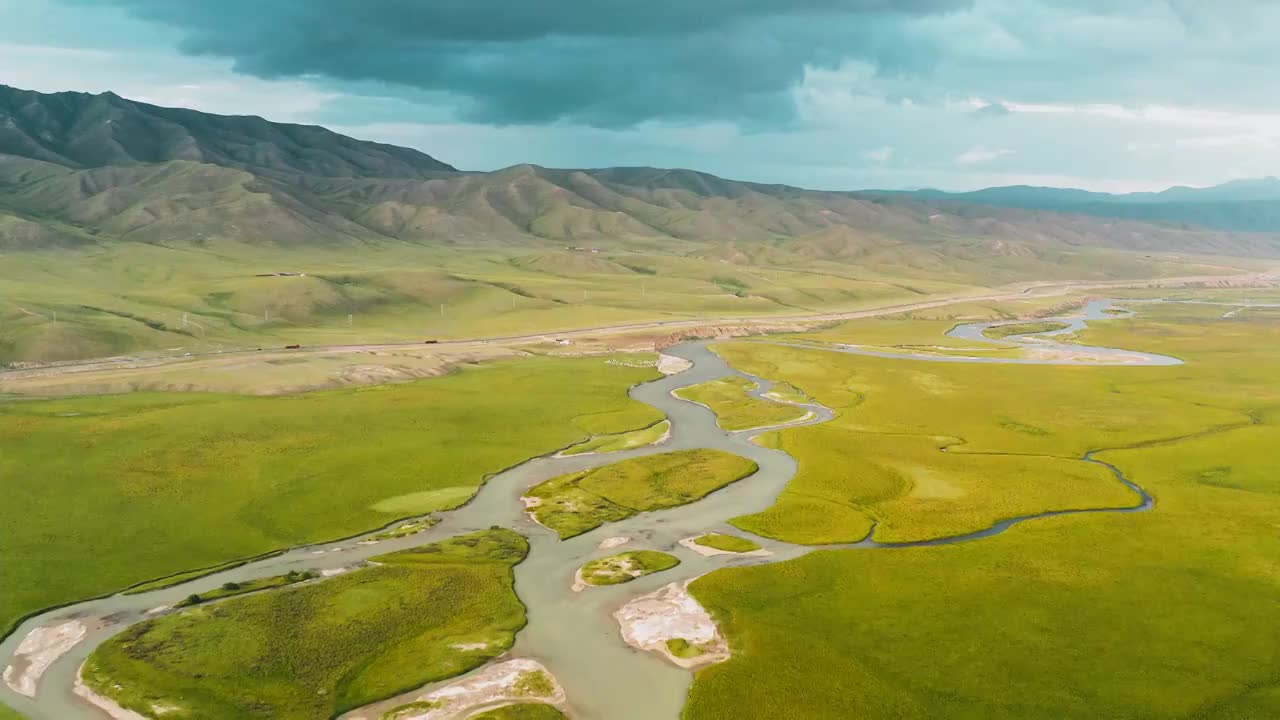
left=1, top=299, right=1174, bottom=720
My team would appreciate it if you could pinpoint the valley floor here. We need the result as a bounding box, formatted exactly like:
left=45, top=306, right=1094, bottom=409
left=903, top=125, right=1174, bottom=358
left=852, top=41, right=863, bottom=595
left=4, top=283, right=1280, bottom=720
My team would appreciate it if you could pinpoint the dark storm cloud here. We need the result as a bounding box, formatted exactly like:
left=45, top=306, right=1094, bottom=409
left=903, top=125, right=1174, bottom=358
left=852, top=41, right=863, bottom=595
left=64, top=0, right=971, bottom=126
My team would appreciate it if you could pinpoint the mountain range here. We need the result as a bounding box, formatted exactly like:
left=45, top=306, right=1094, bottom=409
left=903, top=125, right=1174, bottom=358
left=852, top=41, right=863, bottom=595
left=3, top=83, right=1279, bottom=257
left=0, top=83, right=1277, bottom=365
left=865, top=178, right=1280, bottom=233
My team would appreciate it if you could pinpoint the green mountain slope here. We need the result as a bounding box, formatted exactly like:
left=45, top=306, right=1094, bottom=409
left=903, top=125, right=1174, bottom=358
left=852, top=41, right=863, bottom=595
left=0, top=84, right=456, bottom=178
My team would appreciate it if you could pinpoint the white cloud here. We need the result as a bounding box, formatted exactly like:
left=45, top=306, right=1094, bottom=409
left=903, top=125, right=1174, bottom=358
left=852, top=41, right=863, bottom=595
left=864, top=146, right=894, bottom=163
left=955, top=145, right=1015, bottom=165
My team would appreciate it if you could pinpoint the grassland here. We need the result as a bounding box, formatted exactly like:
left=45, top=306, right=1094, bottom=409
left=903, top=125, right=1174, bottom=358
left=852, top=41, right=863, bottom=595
left=370, top=518, right=440, bottom=542
left=762, top=382, right=808, bottom=404
left=0, top=703, right=24, bottom=720
left=580, top=551, right=680, bottom=586
left=684, top=302, right=1280, bottom=719
left=983, top=320, right=1071, bottom=339
left=715, top=334, right=1233, bottom=545
left=382, top=701, right=439, bottom=719
left=470, top=704, right=566, bottom=720
left=175, top=570, right=318, bottom=608
left=0, top=239, right=995, bottom=368
left=693, top=534, right=762, bottom=554
left=666, top=637, right=719, bottom=661
left=675, top=377, right=809, bottom=431
left=787, top=318, right=1029, bottom=359
left=0, top=354, right=660, bottom=638
left=122, top=557, right=273, bottom=595
left=525, top=450, right=758, bottom=539
left=560, top=420, right=670, bottom=456
left=83, top=530, right=528, bottom=720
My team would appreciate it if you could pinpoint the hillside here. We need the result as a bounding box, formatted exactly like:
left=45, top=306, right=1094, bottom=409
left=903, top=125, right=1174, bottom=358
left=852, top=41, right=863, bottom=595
left=0, top=84, right=1277, bottom=365
left=0, top=84, right=456, bottom=179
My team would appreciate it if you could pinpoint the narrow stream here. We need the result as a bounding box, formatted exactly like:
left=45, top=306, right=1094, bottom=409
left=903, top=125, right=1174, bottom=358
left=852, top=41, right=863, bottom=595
left=793, top=299, right=1183, bottom=366
left=1, top=301, right=1167, bottom=720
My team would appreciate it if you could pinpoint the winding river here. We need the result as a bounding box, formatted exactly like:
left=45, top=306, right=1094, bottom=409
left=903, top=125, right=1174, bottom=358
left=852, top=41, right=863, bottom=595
left=0, top=300, right=1170, bottom=720
left=795, top=299, right=1183, bottom=366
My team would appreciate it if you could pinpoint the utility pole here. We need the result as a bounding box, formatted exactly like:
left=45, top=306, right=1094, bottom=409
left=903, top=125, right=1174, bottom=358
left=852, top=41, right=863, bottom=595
left=440, top=303, right=446, bottom=320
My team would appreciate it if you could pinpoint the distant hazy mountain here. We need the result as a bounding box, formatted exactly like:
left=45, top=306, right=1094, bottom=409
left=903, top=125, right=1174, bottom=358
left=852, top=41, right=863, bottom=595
left=0, top=84, right=456, bottom=179
left=865, top=178, right=1280, bottom=232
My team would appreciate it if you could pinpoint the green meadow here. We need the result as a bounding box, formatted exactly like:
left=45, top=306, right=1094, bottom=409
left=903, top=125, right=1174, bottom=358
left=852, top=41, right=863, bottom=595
left=382, top=701, right=440, bottom=719
left=526, top=450, right=758, bottom=538
left=84, top=530, right=528, bottom=720
left=787, top=317, right=1030, bottom=359
left=560, top=420, right=670, bottom=456
left=685, top=303, right=1280, bottom=719
left=761, top=381, right=808, bottom=404
left=175, top=570, right=317, bottom=608
left=675, top=376, right=809, bottom=431
left=0, top=241, right=987, bottom=366
left=470, top=704, right=567, bottom=720
left=693, top=533, right=762, bottom=554
left=982, top=320, right=1070, bottom=339
left=716, top=331, right=1235, bottom=545
left=580, top=550, right=680, bottom=586
left=0, top=354, right=660, bottom=637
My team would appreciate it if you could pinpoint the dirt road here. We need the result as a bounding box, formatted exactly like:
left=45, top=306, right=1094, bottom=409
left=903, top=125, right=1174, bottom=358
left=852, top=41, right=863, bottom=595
left=2, top=270, right=1273, bottom=384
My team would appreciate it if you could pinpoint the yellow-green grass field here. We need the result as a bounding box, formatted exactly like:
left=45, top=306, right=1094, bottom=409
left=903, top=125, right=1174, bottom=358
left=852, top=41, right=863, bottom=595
left=560, top=420, right=670, bottom=456
left=174, top=570, right=318, bottom=608
left=0, top=702, right=24, bottom=720
left=733, top=430, right=1139, bottom=544
left=0, top=355, right=661, bottom=638
left=675, top=376, right=809, bottom=431
left=525, top=450, right=758, bottom=539
left=762, top=381, right=808, bottom=404
left=84, top=530, right=528, bottom=720
left=470, top=704, right=566, bottom=720
left=785, top=318, right=1030, bottom=359
left=580, top=550, right=680, bottom=586
left=0, top=240, right=993, bottom=367
left=982, top=320, right=1070, bottom=339
left=715, top=333, right=1241, bottom=545
left=684, top=304, right=1280, bottom=719
left=382, top=701, right=439, bottom=719
left=692, top=533, right=762, bottom=554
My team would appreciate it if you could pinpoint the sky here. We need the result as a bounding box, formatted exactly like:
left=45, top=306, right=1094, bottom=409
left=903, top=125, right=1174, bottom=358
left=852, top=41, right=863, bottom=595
left=1, top=0, right=1278, bottom=193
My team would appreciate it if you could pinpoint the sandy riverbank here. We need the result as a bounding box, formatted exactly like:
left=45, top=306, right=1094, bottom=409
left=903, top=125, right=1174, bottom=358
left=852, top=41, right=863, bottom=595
left=3, top=620, right=87, bottom=697
left=614, top=579, right=729, bottom=670
left=73, top=663, right=150, bottom=720
left=347, top=658, right=566, bottom=720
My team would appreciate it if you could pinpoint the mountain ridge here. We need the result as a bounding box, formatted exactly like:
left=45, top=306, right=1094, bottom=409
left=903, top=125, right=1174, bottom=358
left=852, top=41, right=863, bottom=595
left=864, top=177, right=1280, bottom=232
left=0, top=84, right=458, bottom=179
